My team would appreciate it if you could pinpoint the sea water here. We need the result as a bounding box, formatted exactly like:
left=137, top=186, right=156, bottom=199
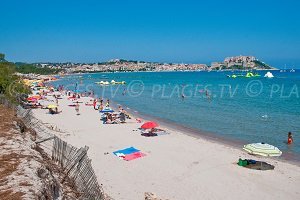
left=53, top=70, right=300, bottom=160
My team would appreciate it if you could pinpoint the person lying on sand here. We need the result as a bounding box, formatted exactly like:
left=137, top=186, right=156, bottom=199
left=49, top=108, right=62, bottom=115
left=104, top=113, right=118, bottom=124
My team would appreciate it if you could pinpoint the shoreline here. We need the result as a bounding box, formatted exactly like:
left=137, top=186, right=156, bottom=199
left=109, top=100, right=300, bottom=166
left=62, top=68, right=280, bottom=76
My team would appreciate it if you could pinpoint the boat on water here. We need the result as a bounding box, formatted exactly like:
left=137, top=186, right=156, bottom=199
left=95, top=80, right=126, bottom=85
left=110, top=80, right=126, bottom=85
left=227, top=72, right=260, bottom=78
left=227, top=74, right=243, bottom=78
left=280, top=64, right=287, bottom=72
left=95, top=81, right=110, bottom=85
left=280, top=64, right=295, bottom=73
left=245, top=72, right=261, bottom=78
left=264, top=71, right=274, bottom=78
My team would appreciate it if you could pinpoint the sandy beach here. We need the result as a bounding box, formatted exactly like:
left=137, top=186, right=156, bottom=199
left=32, top=95, right=300, bottom=200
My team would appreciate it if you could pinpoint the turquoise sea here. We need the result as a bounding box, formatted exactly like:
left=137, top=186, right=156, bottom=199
left=53, top=70, right=300, bottom=161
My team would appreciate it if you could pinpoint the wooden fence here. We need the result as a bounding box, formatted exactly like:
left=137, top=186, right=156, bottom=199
left=15, top=105, right=106, bottom=199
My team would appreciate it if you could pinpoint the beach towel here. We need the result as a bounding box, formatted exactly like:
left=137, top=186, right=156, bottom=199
left=113, top=147, right=140, bottom=156
left=113, top=147, right=146, bottom=161
left=124, top=152, right=146, bottom=161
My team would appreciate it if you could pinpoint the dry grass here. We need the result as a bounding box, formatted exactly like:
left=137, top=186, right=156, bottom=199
left=0, top=105, right=25, bottom=199
left=19, top=182, right=33, bottom=187
left=0, top=190, right=25, bottom=200
left=0, top=105, right=16, bottom=132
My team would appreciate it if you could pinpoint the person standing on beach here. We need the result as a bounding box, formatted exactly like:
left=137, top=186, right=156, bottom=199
left=99, top=103, right=103, bottom=111
left=288, top=132, right=294, bottom=144
left=75, top=102, right=80, bottom=115
left=93, top=99, right=97, bottom=110
left=55, top=96, right=58, bottom=105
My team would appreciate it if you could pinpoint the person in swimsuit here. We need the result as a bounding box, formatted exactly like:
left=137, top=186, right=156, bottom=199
left=288, top=132, right=293, bottom=144
left=93, top=99, right=97, bottom=110
left=75, top=102, right=80, bottom=115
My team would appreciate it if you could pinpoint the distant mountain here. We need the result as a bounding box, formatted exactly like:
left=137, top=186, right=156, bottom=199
left=210, top=56, right=276, bottom=70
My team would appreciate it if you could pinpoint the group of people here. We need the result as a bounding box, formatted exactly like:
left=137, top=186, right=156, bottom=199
left=101, top=105, right=130, bottom=124
left=93, top=98, right=110, bottom=111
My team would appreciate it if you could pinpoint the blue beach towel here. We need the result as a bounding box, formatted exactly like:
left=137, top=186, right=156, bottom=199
left=113, top=147, right=140, bottom=156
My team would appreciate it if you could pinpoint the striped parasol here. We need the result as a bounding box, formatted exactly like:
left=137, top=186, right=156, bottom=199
left=243, top=143, right=282, bottom=157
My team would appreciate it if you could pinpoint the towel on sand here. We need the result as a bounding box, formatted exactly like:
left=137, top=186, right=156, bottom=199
left=124, top=152, right=146, bottom=161
left=113, top=147, right=140, bottom=156
left=113, top=147, right=146, bottom=161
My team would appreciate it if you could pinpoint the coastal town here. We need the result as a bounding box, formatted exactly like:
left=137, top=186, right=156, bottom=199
left=33, top=55, right=275, bottom=74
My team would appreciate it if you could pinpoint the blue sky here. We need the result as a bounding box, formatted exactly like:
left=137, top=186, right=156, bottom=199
left=1, top=0, right=300, bottom=68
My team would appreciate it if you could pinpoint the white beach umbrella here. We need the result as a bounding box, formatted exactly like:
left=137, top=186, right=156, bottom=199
left=243, top=143, right=282, bottom=157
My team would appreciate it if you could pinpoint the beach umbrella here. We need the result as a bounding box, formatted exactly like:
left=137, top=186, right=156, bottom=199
left=29, top=95, right=41, bottom=100
left=141, top=121, right=159, bottom=129
left=27, top=97, right=37, bottom=102
left=100, top=108, right=114, bottom=113
left=243, top=143, right=282, bottom=157
left=48, top=105, right=57, bottom=109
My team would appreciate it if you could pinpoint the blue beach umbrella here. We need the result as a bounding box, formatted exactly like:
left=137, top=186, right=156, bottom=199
left=100, top=107, right=114, bottom=113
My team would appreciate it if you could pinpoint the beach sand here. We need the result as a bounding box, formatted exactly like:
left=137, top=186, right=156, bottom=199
left=32, top=95, right=300, bottom=200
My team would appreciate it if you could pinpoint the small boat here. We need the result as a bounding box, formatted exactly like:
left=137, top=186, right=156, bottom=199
left=245, top=72, right=260, bottom=78
left=280, top=65, right=287, bottom=72
left=227, top=72, right=260, bottom=78
left=95, top=81, right=110, bottom=85
left=227, top=74, right=243, bottom=78
left=111, top=80, right=126, bottom=84
left=264, top=71, right=274, bottom=78
left=290, top=69, right=295, bottom=72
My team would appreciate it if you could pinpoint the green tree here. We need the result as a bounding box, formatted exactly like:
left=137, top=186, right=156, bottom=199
left=15, top=64, right=61, bottom=75
left=0, top=53, right=6, bottom=62
left=0, top=62, right=30, bottom=103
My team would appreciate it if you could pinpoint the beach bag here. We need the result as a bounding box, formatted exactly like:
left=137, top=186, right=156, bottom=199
left=238, top=159, right=248, bottom=166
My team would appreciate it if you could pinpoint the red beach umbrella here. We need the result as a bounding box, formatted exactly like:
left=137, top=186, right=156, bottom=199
left=27, top=97, right=38, bottom=102
left=141, top=121, right=159, bottom=129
